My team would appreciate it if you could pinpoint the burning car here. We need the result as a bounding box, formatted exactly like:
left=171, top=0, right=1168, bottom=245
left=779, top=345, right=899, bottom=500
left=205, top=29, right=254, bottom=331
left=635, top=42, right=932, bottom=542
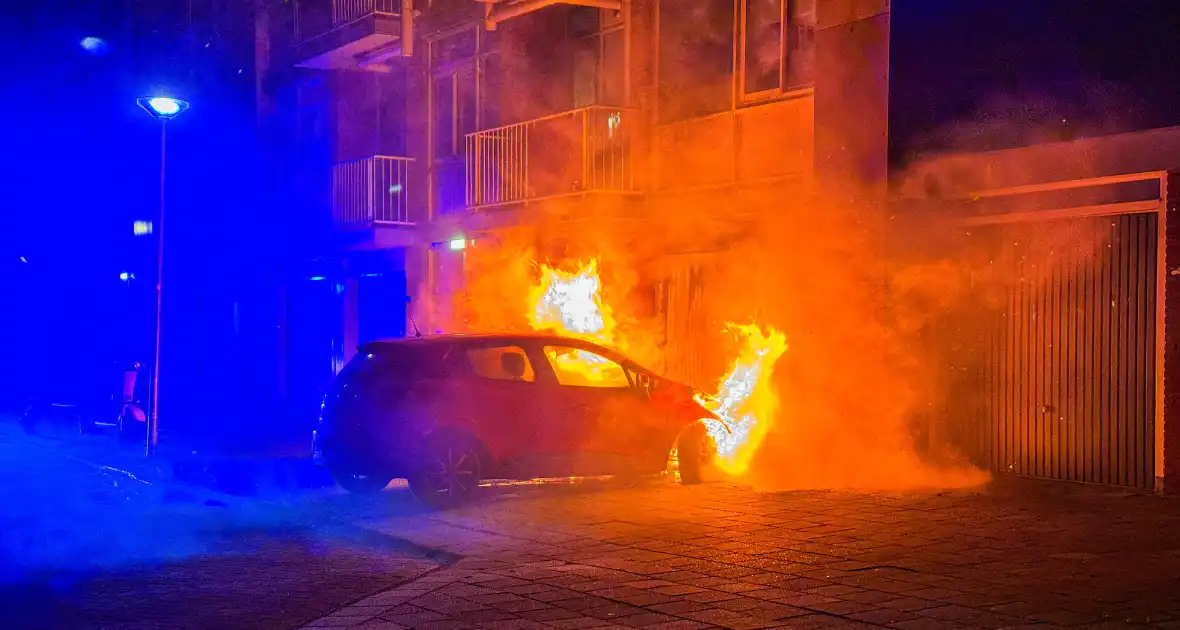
left=313, top=333, right=720, bottom=508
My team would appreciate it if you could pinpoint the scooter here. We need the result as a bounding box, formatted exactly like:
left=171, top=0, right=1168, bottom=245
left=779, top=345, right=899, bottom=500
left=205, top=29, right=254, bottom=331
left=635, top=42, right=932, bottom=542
left=115, top=361, right=148, bottom=445
left=20, top=360, right=147, bottom=446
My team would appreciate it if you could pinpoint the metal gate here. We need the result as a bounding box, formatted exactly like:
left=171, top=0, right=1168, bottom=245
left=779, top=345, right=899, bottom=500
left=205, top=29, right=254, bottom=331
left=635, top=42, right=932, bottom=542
left=660, top=255, right=724, bottom=391
left=937, top=173, right=1166, bottom=488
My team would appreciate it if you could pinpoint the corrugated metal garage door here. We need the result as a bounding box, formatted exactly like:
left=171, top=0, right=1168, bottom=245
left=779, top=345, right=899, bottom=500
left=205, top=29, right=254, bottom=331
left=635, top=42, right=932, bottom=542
left=948, top=213, right=1158, bottom=488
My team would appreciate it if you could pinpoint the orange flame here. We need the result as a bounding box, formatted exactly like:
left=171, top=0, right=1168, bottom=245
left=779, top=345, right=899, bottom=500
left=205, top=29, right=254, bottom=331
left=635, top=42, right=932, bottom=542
left=526, top=258, right=789, bottom=473
left=528, top=258, right=614, bottom=343
left=528, top=259, right=623, bottom=385
left=698, top=324, right=788, bottom=476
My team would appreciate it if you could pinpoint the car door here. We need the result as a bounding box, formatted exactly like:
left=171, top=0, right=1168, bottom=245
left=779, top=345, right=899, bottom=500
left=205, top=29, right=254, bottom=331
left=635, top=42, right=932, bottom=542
left=538, top=343, right=667, bottom=476
left=457, top=342, right=561, bottom=476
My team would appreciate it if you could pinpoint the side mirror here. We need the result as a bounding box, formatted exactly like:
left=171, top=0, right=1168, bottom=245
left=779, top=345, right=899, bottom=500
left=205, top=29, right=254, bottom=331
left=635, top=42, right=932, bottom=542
left=501, top=352, right=527, bottom=379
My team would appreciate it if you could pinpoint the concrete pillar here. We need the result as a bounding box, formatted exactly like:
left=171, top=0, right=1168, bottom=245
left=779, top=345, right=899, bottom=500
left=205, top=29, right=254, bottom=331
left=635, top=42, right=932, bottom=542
left=404, top=32, right=430, bottom=224
left=1163, top=172, right=1180, bottom=493
left=342, top=277, right=359, bottom=361
left=813, top=0, right=891, bottom=196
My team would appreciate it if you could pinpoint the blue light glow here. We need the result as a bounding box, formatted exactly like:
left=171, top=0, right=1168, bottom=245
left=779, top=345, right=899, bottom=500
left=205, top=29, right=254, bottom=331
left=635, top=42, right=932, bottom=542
left=137, top=96, right=190, bottom=120
left=80, top=37, right=107, bottom=53
left=148, top=97, right=182, bottom=116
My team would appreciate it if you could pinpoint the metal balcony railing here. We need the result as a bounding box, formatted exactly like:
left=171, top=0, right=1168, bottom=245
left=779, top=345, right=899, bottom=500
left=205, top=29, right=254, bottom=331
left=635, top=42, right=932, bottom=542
left=465, top=106, right=639, bottom=208
left=296, top=0, right=399, bottom=41
left=332, top=156, right=414, bottom=226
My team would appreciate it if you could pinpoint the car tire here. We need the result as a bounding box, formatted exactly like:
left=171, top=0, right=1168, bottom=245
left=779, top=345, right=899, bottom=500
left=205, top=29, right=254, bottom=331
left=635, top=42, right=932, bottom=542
left=408, top=433, right=483, bottom=509
left=676, top=423, right=711, bottom=485
left=334, top=472, right=392, bottom=494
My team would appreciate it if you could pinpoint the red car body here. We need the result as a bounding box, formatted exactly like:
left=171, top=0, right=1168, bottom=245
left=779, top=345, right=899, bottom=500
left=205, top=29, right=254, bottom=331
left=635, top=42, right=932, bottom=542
left=314, top=333, right=717, bottom=498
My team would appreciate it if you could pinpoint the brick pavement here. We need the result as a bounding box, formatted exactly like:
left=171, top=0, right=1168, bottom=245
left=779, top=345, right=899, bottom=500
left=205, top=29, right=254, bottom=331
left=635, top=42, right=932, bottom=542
left=304, top=477, right=1180, bottom=629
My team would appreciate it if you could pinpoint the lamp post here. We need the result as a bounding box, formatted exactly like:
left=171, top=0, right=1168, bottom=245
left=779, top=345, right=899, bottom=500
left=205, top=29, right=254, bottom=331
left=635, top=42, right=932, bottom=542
left=136, top=96, right=189, bottom=456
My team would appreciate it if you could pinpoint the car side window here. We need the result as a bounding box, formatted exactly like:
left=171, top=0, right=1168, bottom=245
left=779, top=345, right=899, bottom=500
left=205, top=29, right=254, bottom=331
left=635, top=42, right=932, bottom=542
left=543, top=346, right=632, bottom=389
left=467, top=345, right=536, bottom=383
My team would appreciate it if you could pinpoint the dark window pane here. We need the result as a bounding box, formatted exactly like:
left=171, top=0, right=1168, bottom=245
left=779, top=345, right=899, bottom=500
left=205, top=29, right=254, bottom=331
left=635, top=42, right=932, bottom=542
left=572, top=37, right=599, bottom=107
left=432, top=74, right=454, bottom=157
left=480, top=55, right=502, bottom=129
left=601, top=7, right=622, bottom=29
left=785, top=0, right=816, bottom=87
left=433, top=159, right=466, bottom=215
left=569, top=6, right=599, bottom=38
left=431, top=29, right=476, bottom=66
left=602, top=29, right=625, bottom=105
left=377, top=67, right=407, bottom=155
left=743, top=0, right=782, bottom=95
left=658, top=0, right=734, bottom=123
left=457, top=67, right=478, bottom=136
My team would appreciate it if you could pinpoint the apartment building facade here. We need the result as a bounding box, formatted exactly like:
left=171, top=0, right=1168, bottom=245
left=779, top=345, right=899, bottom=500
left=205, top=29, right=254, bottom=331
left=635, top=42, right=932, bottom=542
left=257, top=0, right=884, bottom=405
left=257, top=0, right=1180, bottom=492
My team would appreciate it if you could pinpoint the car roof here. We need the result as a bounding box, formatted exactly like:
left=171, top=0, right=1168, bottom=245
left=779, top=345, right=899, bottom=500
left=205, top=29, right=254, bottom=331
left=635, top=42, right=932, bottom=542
left=366, top=333, right=638, bottom=364
left=365, top=333, right=665, bottom=380
left=368, top=332, right=602, bottom=347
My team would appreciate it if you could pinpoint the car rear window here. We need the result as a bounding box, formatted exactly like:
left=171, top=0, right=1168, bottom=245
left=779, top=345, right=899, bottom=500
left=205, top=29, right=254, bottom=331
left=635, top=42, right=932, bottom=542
left=337, top=343, right=458, bottom=388
left=467, top=345, right=535, bottom=382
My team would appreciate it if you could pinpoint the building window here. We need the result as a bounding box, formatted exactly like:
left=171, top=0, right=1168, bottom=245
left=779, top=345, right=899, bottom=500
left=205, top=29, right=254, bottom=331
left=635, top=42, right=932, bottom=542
left=430, top=28, right=483, bottom=161
left=740, top=0, right=815, bottom=101
left=430, top=66, right=477, bottom=159
left=658, top=0, right=735, bottom=123
left=570, top=7, right=626, bottom=108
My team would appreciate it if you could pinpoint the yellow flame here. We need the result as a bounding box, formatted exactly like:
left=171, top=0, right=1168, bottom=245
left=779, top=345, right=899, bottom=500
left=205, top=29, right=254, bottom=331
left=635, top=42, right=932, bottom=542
left=526, top=258, right=788, bottom=474
left=529, top=258, right=614, bottom=342
left=528, top=259, right=621, bottom=384
left=699, top=324, right=788, bottom=475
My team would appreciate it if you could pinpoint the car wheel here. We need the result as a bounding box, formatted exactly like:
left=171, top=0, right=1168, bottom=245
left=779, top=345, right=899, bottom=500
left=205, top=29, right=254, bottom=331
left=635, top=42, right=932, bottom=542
left=408, top=434, right=483, bottom=509
left=334, top=471, right=392, bottom=494
left=676, top=423, right=712, bottom=485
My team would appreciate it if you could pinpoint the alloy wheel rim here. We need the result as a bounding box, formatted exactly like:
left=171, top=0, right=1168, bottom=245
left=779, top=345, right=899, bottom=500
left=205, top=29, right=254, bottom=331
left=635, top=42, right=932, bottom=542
left=424, top=446, right=477, bottom=499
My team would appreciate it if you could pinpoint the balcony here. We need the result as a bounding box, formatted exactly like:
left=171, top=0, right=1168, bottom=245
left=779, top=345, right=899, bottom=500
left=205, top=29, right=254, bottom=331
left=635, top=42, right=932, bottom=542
left=465, top=106, right=640, bottom=209
left=331, top=156, right=416, bottom=247
left=653, top=95, right=814, bottom=192
left=295, top=0, right=405, bottom=70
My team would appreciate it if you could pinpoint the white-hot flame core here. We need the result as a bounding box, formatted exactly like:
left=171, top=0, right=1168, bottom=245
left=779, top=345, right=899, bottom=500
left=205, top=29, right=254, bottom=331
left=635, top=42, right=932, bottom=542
left=698, top=324, right=788, bottom=474
left=532, top=259, right=611, bottom=341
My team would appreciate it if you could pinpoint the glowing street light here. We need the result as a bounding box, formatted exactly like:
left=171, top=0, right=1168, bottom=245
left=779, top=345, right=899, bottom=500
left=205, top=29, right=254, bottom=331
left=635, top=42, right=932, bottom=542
left=136, top=96, right=190, bottom=120
left=449, top=237, right=467, bottom=251
left=137, top=95, right=189, bottom=456
left=80, top=37, right=108, bottom=54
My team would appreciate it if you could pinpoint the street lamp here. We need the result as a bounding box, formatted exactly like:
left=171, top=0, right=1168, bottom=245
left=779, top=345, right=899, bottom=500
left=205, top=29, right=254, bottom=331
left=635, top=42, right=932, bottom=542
left=136, top=96, right=189, bottom=456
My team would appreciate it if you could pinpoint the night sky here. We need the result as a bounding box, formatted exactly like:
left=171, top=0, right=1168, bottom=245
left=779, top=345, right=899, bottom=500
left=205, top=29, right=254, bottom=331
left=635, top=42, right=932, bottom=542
left=890, top=0, right=1180, bottom=163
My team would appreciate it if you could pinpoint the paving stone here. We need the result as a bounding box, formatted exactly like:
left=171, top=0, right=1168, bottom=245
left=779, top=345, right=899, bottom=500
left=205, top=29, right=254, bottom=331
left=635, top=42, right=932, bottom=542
left=288, top=481, right=1180, bottom=630
left=542, top=617, right=617, bottom=629
left=582, top=603, right=650, bottom=620
left=612, top=612, right=681, bottom=627
left=637, top=621, right=715, bottom=630
left=679, top=607, right=789, bottom=630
